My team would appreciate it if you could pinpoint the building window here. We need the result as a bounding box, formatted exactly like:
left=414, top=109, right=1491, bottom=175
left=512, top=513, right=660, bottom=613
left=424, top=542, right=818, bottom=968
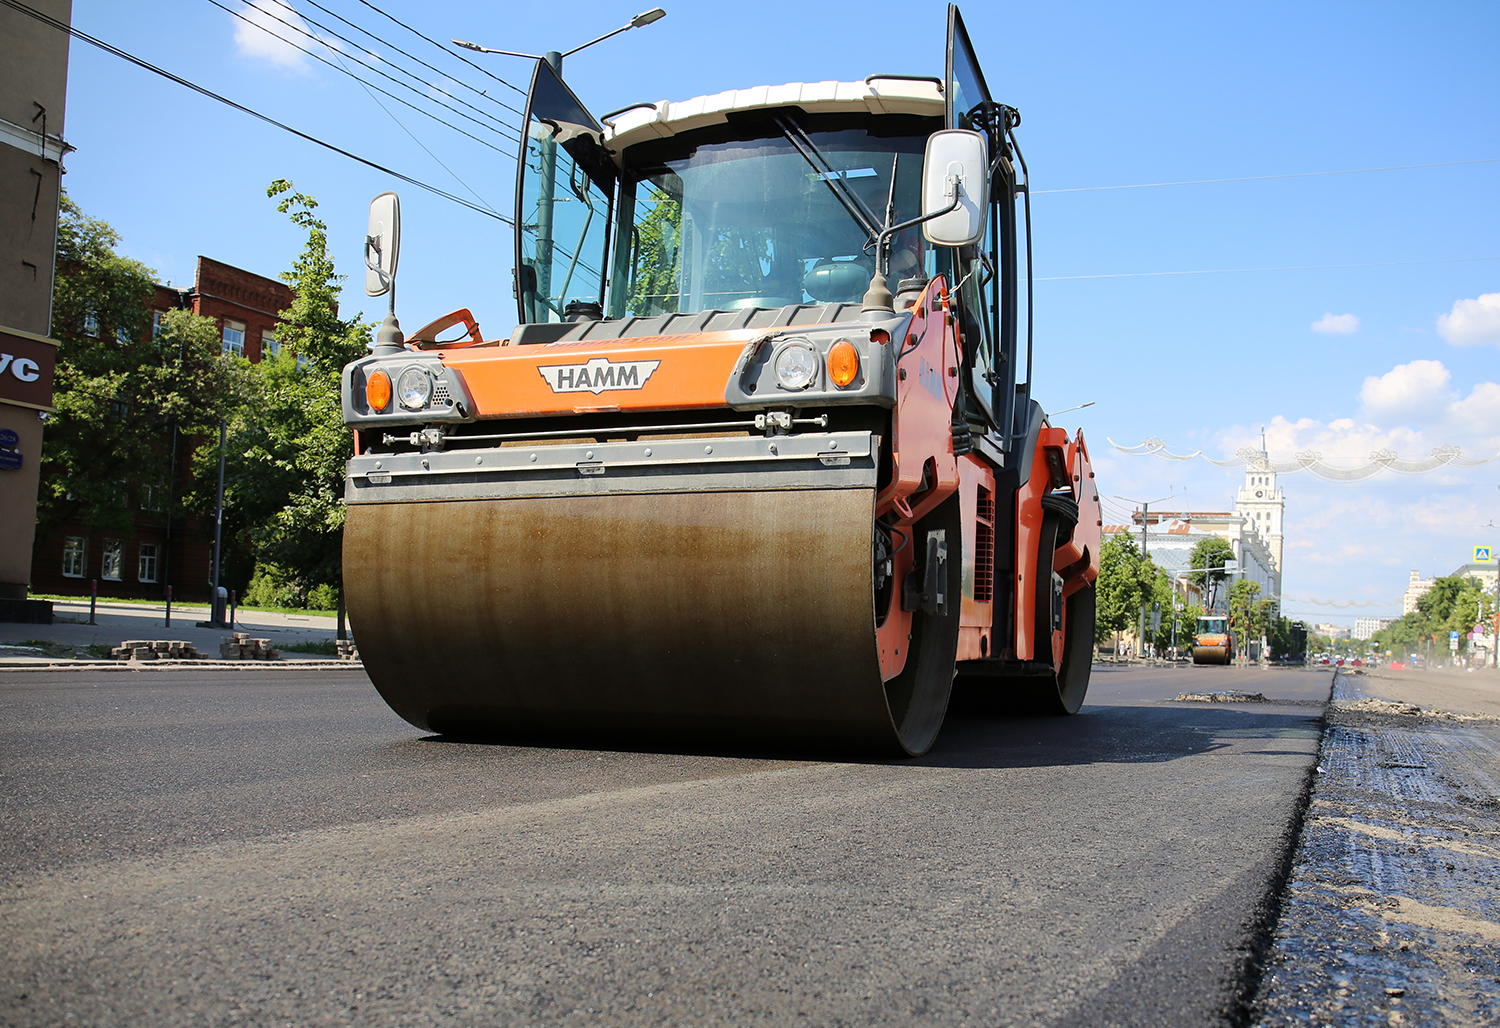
left=116, top=325, right=133, bottom=345
left=62, top=537, right=86, bottom=578
left=152, top=311, right=165, bottom=341
left=82, top=310, right=98, bottom=337
left=262, top=331, right=279, bottom=358
left=140, top=480, right=166, bottom=512
left=138, top=543, right=159, bottom=583
left=101, top=540, right=123, bottom=581
left=222, top=319, right=246, bottom=356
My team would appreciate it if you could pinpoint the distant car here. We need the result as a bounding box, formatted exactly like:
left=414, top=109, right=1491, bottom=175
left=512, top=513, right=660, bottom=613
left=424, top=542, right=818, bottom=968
left=1351, top=659, right=1363, bottom=667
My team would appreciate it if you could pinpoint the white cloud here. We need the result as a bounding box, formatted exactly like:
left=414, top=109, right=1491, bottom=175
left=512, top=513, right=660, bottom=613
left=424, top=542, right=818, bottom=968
left=233, top=0, right=312, bottom=71
left=1437, top=292, right=1500, bottom=346
left=1311, top=312, right=1359, bottom=335
left=1359, top=359, right=1454, bottom=425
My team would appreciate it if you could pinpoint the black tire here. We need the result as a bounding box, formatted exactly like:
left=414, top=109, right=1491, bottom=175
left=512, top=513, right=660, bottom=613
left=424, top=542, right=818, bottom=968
left=882, top=494, right=962, bottom=756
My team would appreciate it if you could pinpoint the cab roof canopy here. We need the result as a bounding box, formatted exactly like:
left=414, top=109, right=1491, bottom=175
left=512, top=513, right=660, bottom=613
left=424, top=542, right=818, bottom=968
left=603, top=77, right=945, bottom=160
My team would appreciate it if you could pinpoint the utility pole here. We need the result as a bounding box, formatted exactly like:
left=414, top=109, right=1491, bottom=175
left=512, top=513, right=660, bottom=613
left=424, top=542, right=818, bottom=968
left=1117, top=493, right=1173, bottom=560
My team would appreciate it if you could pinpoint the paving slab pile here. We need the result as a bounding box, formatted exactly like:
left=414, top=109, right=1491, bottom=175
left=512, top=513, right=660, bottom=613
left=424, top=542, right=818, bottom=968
left=111, top=640, right=207, bottom=661
left=219, top=634, right=281, bottom=661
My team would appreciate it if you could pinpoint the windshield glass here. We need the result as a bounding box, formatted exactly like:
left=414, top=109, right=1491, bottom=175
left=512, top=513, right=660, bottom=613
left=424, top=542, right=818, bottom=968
left=612, top=124, right=932, bottom=318
left=1197, top=618, right=1228, bottom=634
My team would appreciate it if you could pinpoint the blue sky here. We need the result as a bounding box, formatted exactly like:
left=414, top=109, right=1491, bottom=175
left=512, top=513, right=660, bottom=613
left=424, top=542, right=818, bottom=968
left=61, top=0, right=1499, bottom=626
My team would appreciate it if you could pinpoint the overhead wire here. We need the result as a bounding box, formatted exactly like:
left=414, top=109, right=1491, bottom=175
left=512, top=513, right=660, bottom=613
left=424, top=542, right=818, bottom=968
left=231, top=0, right=520, bottom=135
left=350, top=0, right=529, bottom=98
left=0, top=0, right=512, bottom=224
left=1033, top=157, right=1500, bottom=195
left=330, top=46, right=501, bottom=218
left=1039, top=255, right=1500, bottom=282
left=297, top=0, right=526, bottom=120
left=205, top=0, right=518, bottom=152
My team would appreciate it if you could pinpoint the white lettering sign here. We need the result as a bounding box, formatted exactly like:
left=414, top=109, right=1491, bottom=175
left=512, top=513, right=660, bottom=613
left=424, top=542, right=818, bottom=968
left=537, top=357, right=661, bottom=395
left=0, top=354, right=40, bottom=382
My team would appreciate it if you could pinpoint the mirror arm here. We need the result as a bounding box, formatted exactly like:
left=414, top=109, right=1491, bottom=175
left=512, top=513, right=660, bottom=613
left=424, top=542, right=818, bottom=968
left=861, top=190, right=962, bottom=312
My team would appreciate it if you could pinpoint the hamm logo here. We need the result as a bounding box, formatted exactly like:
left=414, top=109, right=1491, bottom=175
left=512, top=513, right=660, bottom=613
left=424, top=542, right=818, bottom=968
left=537, top=357, right=661, bottom=394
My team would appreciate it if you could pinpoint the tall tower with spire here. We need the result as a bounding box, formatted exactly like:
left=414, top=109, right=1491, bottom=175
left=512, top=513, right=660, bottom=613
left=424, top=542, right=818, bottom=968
left=1235, top=429, right=1284, bottom=582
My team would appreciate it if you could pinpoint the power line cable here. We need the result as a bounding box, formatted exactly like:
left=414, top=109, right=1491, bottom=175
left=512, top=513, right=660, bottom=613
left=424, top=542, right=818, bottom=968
left=351, top=0, right=528, bottom=98
left=0, top=0, right=512, bottom=224
left=297, top=0, right=525, bottom=120
left=1034, top=157, right=1500, bottom=195
left=330, top=44, right=500, bottom=217
left=229, top=0, right=519, bottom=133
left=206, top=0, right=518, bottom=151
left=1039, top=255, right=1500, bottom=282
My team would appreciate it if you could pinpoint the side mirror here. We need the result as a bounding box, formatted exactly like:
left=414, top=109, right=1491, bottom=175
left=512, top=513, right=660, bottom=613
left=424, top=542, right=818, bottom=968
left=920, top=129, right=988, bottom=247
left=365, top=191, right=401, bottom=297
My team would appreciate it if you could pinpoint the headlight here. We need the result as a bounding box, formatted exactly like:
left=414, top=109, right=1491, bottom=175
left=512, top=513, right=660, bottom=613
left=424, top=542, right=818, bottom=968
left=773, top=343, right=817, bottom=390
left=397, top=367, right=432, bottom=410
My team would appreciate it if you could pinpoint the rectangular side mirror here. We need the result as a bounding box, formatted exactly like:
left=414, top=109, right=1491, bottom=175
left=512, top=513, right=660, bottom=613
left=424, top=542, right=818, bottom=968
left=920, top=129, right=988, bottom=247
left=365, top=191, right=401, bottom=297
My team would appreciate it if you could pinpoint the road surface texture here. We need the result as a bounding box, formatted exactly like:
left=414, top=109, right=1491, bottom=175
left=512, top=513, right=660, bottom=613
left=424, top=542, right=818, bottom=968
left=0, top=663, right=1329, bottom=1027
left=1253, top=667, right=1500, bottom=1027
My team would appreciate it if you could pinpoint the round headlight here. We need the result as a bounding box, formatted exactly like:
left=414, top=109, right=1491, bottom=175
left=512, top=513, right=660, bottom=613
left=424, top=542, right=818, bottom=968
left=397, top=367, right=432, bottom=410
left=773, top=344, right=818, bottom=390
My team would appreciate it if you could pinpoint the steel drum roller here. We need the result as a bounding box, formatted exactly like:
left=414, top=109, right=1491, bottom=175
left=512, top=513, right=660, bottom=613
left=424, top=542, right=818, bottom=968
left=345, top=487, right=939, bottom=752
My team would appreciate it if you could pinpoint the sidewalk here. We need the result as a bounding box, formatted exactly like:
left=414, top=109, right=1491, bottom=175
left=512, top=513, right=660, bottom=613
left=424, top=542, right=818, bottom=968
left=0, top=600, right=351, bottom=666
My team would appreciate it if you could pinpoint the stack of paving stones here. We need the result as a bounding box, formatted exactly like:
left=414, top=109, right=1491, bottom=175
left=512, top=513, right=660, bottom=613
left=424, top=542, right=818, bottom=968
left=336, top=639, right=360, bottom=662
left=112, top=640, right=206, bottom=661
left=219, top=633, right=281, bottom=661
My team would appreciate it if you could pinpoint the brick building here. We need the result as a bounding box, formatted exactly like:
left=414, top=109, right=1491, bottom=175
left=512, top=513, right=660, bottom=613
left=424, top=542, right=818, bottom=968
left=30, top=257, right=292, bottom=602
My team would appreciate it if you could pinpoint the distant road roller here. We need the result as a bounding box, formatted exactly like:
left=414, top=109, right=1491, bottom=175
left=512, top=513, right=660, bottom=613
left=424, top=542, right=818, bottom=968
left=339, top=6, right=1101, bottom=755
left=1192, top=615, right=1235, bottom=665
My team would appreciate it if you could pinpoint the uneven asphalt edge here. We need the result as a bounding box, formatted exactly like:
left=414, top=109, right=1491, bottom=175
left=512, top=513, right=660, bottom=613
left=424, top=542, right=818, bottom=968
left=1251, top=671, right=1500, bottom=1027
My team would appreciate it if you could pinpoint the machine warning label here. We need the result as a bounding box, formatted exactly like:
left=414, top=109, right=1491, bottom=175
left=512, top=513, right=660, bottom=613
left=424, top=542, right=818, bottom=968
left=537, top=358, right=661, bottom=395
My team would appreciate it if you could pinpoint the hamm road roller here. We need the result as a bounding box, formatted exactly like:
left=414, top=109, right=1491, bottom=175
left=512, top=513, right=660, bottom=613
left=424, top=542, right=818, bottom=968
left=1192, top=615, right=1235, bottom=666
left=340, top=6, right=1101, bottom=756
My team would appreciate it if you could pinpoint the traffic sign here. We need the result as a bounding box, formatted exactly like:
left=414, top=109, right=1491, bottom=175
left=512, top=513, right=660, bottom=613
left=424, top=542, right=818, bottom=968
left=1476, top=546, right=1493, bottom=563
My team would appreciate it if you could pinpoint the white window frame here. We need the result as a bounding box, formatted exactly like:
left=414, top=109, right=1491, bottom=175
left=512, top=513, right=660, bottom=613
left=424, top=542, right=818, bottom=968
left=116, top=325, right=133, bottom=345
left=152, top=311, right=165, bottom=341
left=62, top=536, right=86, bottom=578
left=138, top=543, right=159, bottom=583
left=262, top=330, right=279, bottom=358
left=101, top=539, right=123, bottom=581
left=82, top=310, right=98, bottom=337
left=222, top=319, right=246, bottom=357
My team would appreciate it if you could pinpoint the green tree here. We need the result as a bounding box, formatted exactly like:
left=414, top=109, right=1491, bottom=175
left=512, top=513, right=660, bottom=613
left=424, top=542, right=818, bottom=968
left=204, top=181, right=371, bottom=601
left=1188, top=536, right=1236, bottom=611
left=1095, top=533, right=1145, bottom=643
left=1228, top=579, right=1262, bottom=658
left=40, top=194, right=231, bottom=546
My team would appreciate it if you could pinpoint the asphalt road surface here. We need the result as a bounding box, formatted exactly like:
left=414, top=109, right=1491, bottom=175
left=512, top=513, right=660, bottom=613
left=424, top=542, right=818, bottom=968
left=0, top=663, right=1331, bottom=1027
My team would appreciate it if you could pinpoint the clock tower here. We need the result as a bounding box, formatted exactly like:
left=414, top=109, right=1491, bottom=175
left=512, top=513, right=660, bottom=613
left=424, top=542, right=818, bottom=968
left=1235, top=431, right=1284, bottom=580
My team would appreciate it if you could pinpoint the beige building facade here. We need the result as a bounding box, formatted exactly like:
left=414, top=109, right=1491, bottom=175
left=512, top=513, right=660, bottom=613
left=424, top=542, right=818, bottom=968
left=0, top=0, right=70, bottom=610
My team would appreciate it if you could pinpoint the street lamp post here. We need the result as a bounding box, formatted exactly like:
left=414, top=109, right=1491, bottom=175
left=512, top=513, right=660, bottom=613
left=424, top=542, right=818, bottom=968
left=454, top=8, right=667, bottom=75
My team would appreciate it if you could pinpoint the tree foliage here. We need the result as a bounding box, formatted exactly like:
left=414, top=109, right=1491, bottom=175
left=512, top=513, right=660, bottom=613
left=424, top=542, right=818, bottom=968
left=201, top=181, right=370, bottom=598
left=1189, top=536, right=1236, bottom=611
left=1372, top=574, right=1496, bottom=659
left=39, top=194, right=231, bottom=545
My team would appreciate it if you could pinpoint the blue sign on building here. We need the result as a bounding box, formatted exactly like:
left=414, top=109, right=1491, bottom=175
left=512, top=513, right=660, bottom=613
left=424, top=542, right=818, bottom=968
left=0, top=428, right=17, bottom=447
left=0, top=449, right=21, bottom=471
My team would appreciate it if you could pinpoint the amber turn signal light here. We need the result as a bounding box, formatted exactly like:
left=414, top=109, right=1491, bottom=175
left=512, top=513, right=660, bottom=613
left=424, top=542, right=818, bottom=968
left=827, top=340, right=859, bottom=387
left=366, top=369, right=392, bottom=411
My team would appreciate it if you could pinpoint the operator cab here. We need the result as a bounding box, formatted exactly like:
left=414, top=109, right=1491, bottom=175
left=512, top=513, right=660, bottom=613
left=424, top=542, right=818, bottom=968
left=1197, top=617, right=1229, bottom=635
left=512, top=4, right=1033, bottom=455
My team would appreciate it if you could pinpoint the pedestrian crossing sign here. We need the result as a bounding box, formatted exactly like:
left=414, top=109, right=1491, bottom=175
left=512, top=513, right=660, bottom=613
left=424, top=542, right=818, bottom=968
left=1477, top=546, right=1494, bottom=563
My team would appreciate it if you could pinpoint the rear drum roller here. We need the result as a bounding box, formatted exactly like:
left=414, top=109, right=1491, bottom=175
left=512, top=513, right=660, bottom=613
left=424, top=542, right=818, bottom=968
left=1024, top=511, right=1095, bottom=715
left=882, top=494, right=963, bottom=756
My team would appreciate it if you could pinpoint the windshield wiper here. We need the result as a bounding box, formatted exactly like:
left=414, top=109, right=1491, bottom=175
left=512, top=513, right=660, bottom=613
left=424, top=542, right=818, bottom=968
left=773, top=116, right=882, bottom=242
